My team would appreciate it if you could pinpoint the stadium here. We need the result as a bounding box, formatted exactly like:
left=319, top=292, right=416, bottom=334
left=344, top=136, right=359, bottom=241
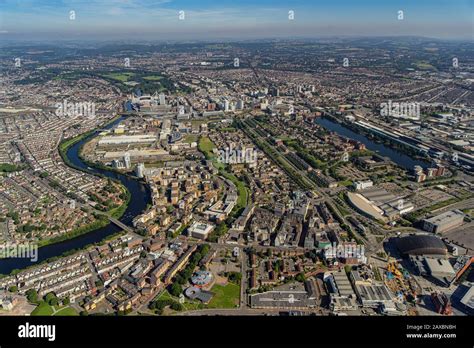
left=396, top=234, right=447, bottom=256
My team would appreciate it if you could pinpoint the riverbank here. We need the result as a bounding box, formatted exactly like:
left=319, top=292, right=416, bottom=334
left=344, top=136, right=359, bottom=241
left=315, top=116, right=431, bottom=170
left=322, top=114, right=430, bottom=162
left=0, top=114, right=152, bottom=275
left=37, top=217, right=110, bottom=248
left=0, top=229, right=126, bottom=277
left=53, top=123, right=132, bottom=240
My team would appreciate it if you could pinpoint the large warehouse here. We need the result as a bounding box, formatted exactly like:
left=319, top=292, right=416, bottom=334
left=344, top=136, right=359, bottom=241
left=422, top=209, right=465, bottom=233
left=396, top=234, right=447, bottom=256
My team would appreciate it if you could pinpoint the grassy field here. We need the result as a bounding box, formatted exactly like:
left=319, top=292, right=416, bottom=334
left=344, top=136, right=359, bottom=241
left=31, top=302, right=54, bottom=316
left=208, top=283, right=240, bottom=309
left=198, top=136, right=224, bottom=170
left=143, top=75, right=163, bottom=81
left=31, top=302, right=78, bottom=316
left=413, top=61, right=436, bottom=71
left=155, top=290, right=203, bottom=313
left=0, top=163, right=24, bottom=172
left=53, top=307, right=79, bottom=316
left=198, top=136, right=216, bottom=157
left=103, top=72, right=136, bottom=82
left=338, top=180, right=353, bottom=187
left=183, top=134, right=198, bottom=144
left=219, top=170, right=249, bottom=212
left=198, top=136, right=249, bottom=210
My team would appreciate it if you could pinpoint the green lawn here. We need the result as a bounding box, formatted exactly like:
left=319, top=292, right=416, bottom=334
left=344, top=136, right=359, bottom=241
left=103, top=72, right=135, bottom=82
left=208, top=283, right=240, bottom=309
left=198, top=136, right=216, bottom=157
left=143, top=75, right=163, bottom=81
left=219, top=170, right=249, bottom=212
left=198, top=136, right=249, bottom=211
left=413, top=61, right=436, bottom=71
left=31, top=302, right=54, bottom=316
left=54, top=306, right=79, bottom=316
left=155, top=290, right=203, bottom=313
left=0, top=163, right=23, bottom=173
left=31, top=301, right=78, bottom=316
left=184, top=134, right=198, bottom=144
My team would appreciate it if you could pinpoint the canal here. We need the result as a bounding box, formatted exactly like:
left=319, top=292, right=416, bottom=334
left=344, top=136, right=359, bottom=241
left=0, top=117, right=151, bottom=275
left=315, top=117, right=431, bottom=170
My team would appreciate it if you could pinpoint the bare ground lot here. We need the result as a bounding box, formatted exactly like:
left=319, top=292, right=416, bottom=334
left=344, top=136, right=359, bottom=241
left=443, top=222, right=474, bottom=252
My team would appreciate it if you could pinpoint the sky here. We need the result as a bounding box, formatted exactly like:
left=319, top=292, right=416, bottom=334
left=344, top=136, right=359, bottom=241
left=0, top=0, right=472, bottom=41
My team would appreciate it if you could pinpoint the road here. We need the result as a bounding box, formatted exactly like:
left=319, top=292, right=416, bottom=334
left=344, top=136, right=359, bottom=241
left=177, top=307, right=329, bottom=316
left=240, top=250, right=248, bottom=308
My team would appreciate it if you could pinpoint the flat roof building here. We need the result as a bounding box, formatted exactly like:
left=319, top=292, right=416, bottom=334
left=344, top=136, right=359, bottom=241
left=350, top=270, right=395, bottom=308
left=188, top=221, right=215, bottom=240
left=422, top=210, right=465, bottom=234
left=249, top=282, right=320, bottom=309
left=98, top=134, right=157, bottom=145
left=460, top=284, right=474, bottom=314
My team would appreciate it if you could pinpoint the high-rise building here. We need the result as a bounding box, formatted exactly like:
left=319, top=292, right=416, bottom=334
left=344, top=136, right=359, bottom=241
left=159, top=93, right=166, bottom=105
left=436, top=164, right=446, bottom=176
left=69, top=199, right=76, bottom=209
left=124, top=152, right=131, bottom=169
left=416, top=173, right=426, bottom=183
left=413, top=165, right=423, bottom=175
left=136, top=163, right=145, bottom=178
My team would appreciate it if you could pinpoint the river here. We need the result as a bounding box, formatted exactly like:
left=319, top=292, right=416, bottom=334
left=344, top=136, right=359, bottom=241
left=315, top=117, right=431, bottom=170
left=0, top=117, right=151, bottom=275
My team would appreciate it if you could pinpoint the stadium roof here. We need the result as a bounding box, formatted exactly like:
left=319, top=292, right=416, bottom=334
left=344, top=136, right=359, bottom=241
left=396, top=234, right=447, bottom=255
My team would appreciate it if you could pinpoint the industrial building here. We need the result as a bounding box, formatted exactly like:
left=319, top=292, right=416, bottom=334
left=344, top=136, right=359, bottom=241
left=98, top=134, right=157, bottom=145
left=422, top=209, right=465, bottom=233
left=353, top=180, right=373, bottom=191
left=349, top=185, right=414, bottom=222
left=410, top=256, right=456, bottom=286
left=459, top=284, right=474, bottom=314
left=347, top=186, right=414, bottom=222
left=350, top=270, right=395, bottom=308
left=249, top=280, right=321, bottom=309
left=326, top=271, right=356, bottom=298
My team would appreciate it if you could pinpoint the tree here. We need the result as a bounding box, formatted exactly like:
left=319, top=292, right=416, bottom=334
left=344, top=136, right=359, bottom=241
left=25, top=289, right=38, bottom=303
left=44, top=292, right=57, bottom=305
left=170, top=302, right=183, bottom=311
left=295, top=273, right=306, bottom=282
left=169, top=282, right=182, bottom=297
left=8, top=285, right=18, bottom=293
left=174, top=274, right=185, bottom=285
left=227, top=272, right=242, bottom=284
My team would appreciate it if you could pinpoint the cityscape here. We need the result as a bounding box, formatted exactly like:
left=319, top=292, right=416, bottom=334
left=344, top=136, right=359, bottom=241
left=0, top=0, right=472, bottom=345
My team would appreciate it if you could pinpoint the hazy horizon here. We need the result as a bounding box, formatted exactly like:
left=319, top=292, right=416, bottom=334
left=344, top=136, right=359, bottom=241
left=0, top=0, right=472, bottom=41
